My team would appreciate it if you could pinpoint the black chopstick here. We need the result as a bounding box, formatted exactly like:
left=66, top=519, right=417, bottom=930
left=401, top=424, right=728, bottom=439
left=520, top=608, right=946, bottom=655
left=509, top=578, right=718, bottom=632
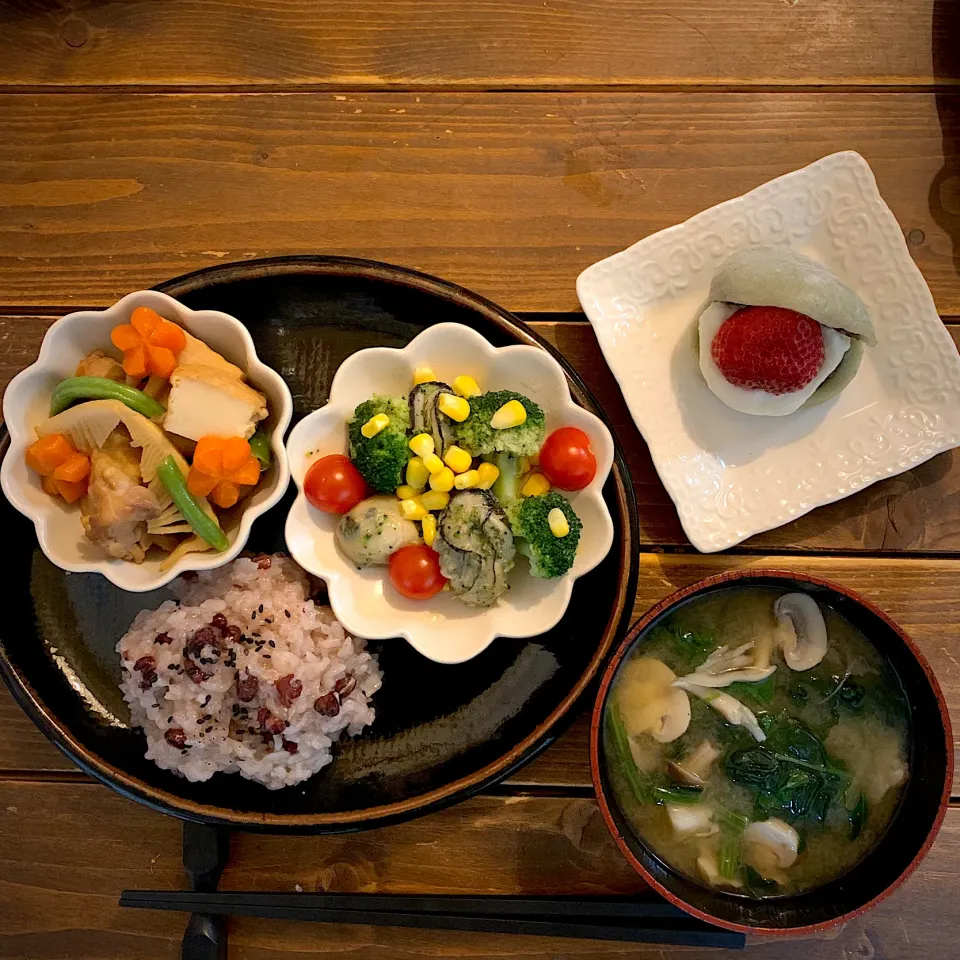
left=120, top=891, right=745, bottom=948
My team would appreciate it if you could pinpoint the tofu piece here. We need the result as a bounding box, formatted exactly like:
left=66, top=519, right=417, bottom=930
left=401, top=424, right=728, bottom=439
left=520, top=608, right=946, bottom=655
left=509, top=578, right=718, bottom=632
left=177, top=331, right=245, bottom=379
left=163, top=364, right=267, bottom=442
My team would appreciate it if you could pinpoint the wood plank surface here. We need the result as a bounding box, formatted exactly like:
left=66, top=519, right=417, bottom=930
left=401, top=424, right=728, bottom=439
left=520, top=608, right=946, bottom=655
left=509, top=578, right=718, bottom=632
left=0, top=0, right=955, bottom=89
left=0, top=93, right=958, bottom=314
left=0, top=778, right=957, bottom=959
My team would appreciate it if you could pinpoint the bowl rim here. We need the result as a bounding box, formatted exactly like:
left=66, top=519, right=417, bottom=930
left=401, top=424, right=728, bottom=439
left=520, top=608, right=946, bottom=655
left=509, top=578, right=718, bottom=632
left=0, top=288, right=293, bottom=591
left=0, top=255, right=640, bottom=831
left=589, top=568, right=954, bottom=935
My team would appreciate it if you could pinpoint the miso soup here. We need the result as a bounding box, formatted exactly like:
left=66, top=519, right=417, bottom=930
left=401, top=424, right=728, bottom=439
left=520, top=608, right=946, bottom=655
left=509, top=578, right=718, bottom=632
left=604, top=587, right=909, bottom=897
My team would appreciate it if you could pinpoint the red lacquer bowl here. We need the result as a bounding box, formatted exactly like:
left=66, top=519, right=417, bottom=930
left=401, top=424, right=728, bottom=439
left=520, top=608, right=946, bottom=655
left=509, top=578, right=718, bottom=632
left=590, top=570, right=952, bottom=935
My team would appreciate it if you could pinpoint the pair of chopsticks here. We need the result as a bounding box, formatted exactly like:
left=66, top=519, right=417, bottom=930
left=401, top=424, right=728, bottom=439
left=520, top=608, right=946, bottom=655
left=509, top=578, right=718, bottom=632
left=120, top=890, right=745, bottom=948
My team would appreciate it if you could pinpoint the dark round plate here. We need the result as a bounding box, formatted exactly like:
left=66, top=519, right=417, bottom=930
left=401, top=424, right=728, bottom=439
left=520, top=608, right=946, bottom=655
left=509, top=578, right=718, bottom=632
left=0, top=256, right=638, bottom=832
left=591, top=570, right=952, bottom=934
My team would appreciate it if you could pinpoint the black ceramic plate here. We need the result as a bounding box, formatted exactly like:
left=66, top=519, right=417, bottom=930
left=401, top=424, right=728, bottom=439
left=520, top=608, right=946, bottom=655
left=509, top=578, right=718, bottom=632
left=0, top=256, right=638, bottom=832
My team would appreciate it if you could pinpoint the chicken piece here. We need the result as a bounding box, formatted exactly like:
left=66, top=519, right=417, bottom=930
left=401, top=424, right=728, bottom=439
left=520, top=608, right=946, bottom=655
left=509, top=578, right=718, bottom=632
left=81, top=433, right=161, bottom=563
left=163, top=364, right=267, bottom=442
left=75, top=350, right=126, bottom=382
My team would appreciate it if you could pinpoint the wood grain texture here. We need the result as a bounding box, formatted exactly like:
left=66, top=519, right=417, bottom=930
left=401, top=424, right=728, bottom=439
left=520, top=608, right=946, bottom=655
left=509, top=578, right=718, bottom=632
left=0, top=0, right=955, bottom=89
left=0, top=779, right=957, bottom=959
left=0, top=93, right=958, bottom=314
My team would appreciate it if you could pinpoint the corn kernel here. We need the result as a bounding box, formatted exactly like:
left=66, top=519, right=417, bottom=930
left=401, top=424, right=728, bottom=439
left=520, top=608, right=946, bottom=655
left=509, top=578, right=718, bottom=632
left=399, top=497, right=429, bottom=521
left=438, top=393, right=470, bottom=422
left=422, top=452, right=444, bottom=475
left=413, top=366, right=436, bottom=386
left=454, top=469, right=481, bottom=490
left=420, top=489, right=450, bottom=511
left=421, top=513, right=437, bottom=547
left=405, top=457, right=429, bottom=490
left=409, top=433, right=435, bottom=459
left=443, top=445, right=473, bottom=474
left=453, top=375, right=481, bottom=399
left=476, top=462, right=500, bottom=490
left=360, top=413, right=390, bottom=438
left=521, top=472, right=551, bottom=497
left=490, top=399, right=527, bottom=429
left=396, top=484, right=419, bottom=500
left=548, top=507, right=570, bottom=538
left=429, top=466, right=455, bottom=492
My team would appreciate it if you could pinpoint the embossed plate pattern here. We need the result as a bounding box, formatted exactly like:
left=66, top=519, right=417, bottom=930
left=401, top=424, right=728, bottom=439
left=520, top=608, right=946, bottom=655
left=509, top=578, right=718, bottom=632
left=577, top=151, right=960, bottom=552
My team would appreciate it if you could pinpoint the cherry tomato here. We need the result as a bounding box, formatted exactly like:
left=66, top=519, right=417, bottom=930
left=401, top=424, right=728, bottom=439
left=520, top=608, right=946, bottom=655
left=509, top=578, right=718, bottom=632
left=389, top=544, right=447, bottom=600
left=539, top=427, right=597, bottom=491
left=303, top=454, right=369, bottom=514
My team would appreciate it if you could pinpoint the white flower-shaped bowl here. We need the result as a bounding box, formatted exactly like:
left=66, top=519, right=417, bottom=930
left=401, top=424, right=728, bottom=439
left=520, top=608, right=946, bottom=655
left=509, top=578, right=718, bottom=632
left=284, top=322, right=615, bottom=664
left=1, top=290, right=293, bottom=592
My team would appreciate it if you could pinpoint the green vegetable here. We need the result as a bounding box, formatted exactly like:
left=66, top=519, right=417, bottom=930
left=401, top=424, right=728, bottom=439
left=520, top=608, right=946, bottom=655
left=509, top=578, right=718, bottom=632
left=506, top=492, right=582, bottom=578
left=456, top=390, right=545, bottom=457
left=49, top=376, right=166, bottom=419
left=156, top=456, right=229, bottom=552
left=488, top=452, right=524, bottom=505
left=644, top=623, right=715, bottom=675
left=743, top=865, right=779, bottom=896
left=717, top=832, right=741, bottom=881
left=606, top=705, right=702, bottom=806
left=723, top=714, right=849, bottom=826
left=347, top=395, right=411, bottom=493
left=728, top=673, right=776, bottom=705
left=249, top=429, right=271, bottom=469
left=848, top=793, right=867, bottom=840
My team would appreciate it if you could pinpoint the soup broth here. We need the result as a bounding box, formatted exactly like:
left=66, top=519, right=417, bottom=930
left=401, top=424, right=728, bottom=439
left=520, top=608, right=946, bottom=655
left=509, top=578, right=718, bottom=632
left=604, top=587, right=909, bottom=898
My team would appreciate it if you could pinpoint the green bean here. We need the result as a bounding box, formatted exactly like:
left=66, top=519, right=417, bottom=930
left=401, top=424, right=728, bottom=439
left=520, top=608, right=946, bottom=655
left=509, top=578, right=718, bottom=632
left=156, top=456, right=229, bottom=552
left=50, top=377, right=166, bottom=419
left=249, top=428, right=271, bottom=469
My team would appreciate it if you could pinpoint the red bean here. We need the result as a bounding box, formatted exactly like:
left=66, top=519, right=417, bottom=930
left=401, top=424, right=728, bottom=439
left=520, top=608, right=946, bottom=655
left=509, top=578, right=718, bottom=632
left=164, top=728, right=187, bottom=749
left=235, top=670, right=259, bottom=703
left=211, top=613, right=228, bottom=631
left=257, top=707, right=286, bottom=736
left=183, top=656, right=210, bottom=685
left=153, top=632, right=173, bottom=645
left=275, top=674, right=303, bottom=707
left=334, top=675, right=356, bottom=697
left=253, top=554, right=272, bottom=570
left=281, top=738, right=298, bottom=754
left=134, top=655, right=158, bottom=690
left=313, top=692, right=340, bottom=717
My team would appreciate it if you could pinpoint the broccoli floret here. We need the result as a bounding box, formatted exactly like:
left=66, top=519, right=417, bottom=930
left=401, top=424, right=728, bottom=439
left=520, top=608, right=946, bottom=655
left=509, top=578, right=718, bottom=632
left=456, top=390, right=545, bottom=457
left=488, top=451, right=525, bottom=505
left=506, top=492, right=582, bottom=579
left=347, top=395, right=411, bottom=493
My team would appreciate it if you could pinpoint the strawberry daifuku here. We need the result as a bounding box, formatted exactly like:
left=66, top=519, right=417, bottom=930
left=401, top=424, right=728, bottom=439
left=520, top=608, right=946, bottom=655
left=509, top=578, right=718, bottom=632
left=695, top=246, right=876, bottom=417
left=711, top=306, right=825, bottom=395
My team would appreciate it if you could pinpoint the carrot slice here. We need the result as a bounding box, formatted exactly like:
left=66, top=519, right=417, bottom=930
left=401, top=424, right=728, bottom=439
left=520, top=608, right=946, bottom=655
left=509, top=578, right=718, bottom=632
left=192, top=436, right=226, bottom=478
left=110, top=324, right=141, bottom=352
left=41, top=476, right=59, bottom=496
left=212, top=480, right=241, bottom=509
left=26, top=433, right=74, bottom=474
left=146, top=345, right=178, bottom=379
left=130, top=306, right=161, bottom=339
left=53, top=452, right=91, bottom=483
left=122, top=344, right=148, bottom=379
left=54, top=478, right=87, bottom=503
left=187, top=467, right=219, bottom=499
left=221, top=436, right=252, bottom=473
left=233, top=458, right=261, bottom=486
left=150, top=320, right=186, bottom=353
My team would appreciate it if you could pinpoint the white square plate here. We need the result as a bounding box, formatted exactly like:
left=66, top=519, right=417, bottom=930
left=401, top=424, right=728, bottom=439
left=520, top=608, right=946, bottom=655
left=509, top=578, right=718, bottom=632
left=577, top=151, right=960, bottom=553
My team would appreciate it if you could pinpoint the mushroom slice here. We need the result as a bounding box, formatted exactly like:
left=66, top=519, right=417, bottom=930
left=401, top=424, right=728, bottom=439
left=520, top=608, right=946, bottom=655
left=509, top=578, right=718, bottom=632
left=667, top=740, right=721, bottom=787
left=617, top=658, right=691, bottom=743
left=673, top=679, right=766, bottom=742
left=666, top=804, right=718, bottom=839
left=682, top=641, right=776, bottom=688
left=774, top=593, right=828, bottom=671
left=742, top=818, right=799, bottom=883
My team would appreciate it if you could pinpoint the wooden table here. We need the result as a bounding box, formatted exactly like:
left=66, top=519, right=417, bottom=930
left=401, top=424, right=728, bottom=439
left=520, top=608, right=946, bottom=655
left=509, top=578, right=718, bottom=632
left=1, top=1, right=959, bottom=956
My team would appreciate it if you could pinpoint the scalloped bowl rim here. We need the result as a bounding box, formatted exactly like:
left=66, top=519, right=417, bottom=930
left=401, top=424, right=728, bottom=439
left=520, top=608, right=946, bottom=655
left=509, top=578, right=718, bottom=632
left=0, top=290, right=293, bottom=592
left=284, top=322, right=615, bottom=663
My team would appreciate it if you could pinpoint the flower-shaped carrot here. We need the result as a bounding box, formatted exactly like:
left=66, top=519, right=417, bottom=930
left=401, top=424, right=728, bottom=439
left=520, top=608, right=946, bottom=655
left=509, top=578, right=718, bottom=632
left=187, top=435, right=262, bottom=509
left=25, top=433, right=91, bottom=503
left=110, top=306, right=187, bottom=380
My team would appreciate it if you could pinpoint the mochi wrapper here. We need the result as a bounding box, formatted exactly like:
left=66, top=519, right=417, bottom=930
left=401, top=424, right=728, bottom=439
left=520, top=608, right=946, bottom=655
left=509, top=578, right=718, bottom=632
left=695, top=245, right=875, bottom=410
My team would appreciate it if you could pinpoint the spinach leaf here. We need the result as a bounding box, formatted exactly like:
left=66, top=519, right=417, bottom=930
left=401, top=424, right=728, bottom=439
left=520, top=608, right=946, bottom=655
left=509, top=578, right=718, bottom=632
left=728, top=673, right=776, bottom=705
left=724, top=747, right=779, bottom=790
left=743, top=865, right=780, bottom=897
left=649, top=622, right=715, bottom=674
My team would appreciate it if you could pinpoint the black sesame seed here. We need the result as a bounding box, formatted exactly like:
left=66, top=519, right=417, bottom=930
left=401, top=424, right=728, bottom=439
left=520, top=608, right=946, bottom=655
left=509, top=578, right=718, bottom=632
left=259, top=604, right=264, bottom=613
left=205, top=726, right=213, bottom=734
left=268, top=640, right=276, bottom=648
left=262, top=654, right=271, bottom=659
left=284, top=610, right=291, bottom=618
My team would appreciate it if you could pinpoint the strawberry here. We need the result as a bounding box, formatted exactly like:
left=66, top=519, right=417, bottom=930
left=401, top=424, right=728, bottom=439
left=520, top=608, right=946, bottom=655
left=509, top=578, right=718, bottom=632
left=711, top=306, right=825, bottom=394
